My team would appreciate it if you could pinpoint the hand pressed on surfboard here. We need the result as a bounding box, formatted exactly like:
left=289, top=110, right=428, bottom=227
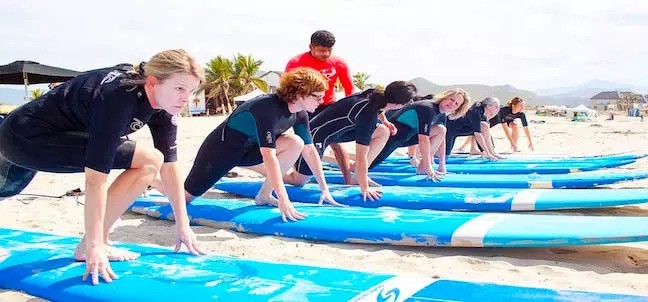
left=81, top=245, right=118, bottom=286
left=277, top=198, right=306, bottom=222
left=318, top=190, right=346, bottom=207
left=361, top=187, right=382, bottom=202
left=175, top=224, right=206, bottom=255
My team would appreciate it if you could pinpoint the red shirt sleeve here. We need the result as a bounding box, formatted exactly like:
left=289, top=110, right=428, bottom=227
left=337, top=59, right=354, bottom=96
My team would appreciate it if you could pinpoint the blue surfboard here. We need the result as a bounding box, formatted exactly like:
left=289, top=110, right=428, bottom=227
left=383, top=152, right=647, bottom=165
left=1, top=229, right=645, bottom=301
left=129, top=196, right=648, bottom=248
left=361, top=159, right=636, bottom=174
left=323, top=170, right=648, bottom=188
left=213, top=180, right=648, bottom=211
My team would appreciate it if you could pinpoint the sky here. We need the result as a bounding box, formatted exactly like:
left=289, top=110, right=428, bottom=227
left=2, top=0, right=648, bottom=91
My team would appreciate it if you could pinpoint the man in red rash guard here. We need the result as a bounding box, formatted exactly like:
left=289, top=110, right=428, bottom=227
left=285, top=30, right=396, bottom=185
left=285, top=30, right=354, bottom=117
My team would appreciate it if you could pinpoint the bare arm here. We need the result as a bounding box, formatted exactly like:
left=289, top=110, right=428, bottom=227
left=159, top=162, right=190, bottom=227
left=523, top=126, right=534, bottom=149
left=330, top=143, right=352, bottom=184
left=301, top=145, right=329, bottom=193
left=260, top=147, right=290, bottom=202
left=355, top=144, right=372, bottom=191
left=84, top=168, right=109, bottom=248
left=500, top=123, right=514, bottom=146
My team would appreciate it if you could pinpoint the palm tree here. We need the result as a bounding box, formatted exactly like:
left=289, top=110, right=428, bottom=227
left=202, top=54, right=269, bottom=115
left=29, top=88, right=45, bottom=100
left=232, top=54, right=269, bottom=96
left=352, top=72, right=371, bottom=90
left=203, top=56, right=234, bottom=114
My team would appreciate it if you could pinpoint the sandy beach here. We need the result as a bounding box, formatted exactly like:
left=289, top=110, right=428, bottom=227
left=1, top=112, right=647, bottom=301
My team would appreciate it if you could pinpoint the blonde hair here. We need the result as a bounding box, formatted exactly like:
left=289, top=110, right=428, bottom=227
left=127, top=49, right=204, bottom=85
left=276, top=67, right=328, bottom=103
left=433, top=88, right=472, bottom=119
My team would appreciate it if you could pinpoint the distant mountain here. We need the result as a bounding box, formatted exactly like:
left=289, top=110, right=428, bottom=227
left=410, top=77, right=565, bottom=107
left=0, top=87, right=27, bottom=104
left=535, top=79, right=648, bottom=97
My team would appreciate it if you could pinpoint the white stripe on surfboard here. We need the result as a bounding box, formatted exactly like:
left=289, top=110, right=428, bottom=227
left=348, top=275, right=436, bottom=302
left=450, top=214, right=509, bottom=247
left=510, top=189, right=543, bottom=211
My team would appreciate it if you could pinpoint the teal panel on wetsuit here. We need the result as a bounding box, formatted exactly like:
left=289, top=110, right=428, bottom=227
left=395, top=108, right=419, bottom=131
left=227, top=111, right=260, bottom=143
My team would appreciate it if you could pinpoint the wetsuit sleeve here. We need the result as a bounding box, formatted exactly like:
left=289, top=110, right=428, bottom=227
left=355, top=106, right=379, bottom=146
left=417, top=107, right=434, bottom=135
left=519, top=113, right=529, bottom=127
left=337, top=59, right=354, bottom=96
left=148, top=111, right=178, bottom=162
left=86, top=86, right=137, bottom=173
left=293, top=111, right=313, bottom=144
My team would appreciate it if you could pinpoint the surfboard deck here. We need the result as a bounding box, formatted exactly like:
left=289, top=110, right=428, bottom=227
left=366, top=159, right=635, bottom=174
left=213, top=180, right=648, bottom=211
left=322, top=170, right=648, bottom=188
left=130, top=196, right=648, bottom=248
left=1, top=229, right=645, bottom=301
left=383, top=152, right=647, bottom=165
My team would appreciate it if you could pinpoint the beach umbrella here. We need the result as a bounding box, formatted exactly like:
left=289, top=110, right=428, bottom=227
left=0, top=60, right=81, bottom=101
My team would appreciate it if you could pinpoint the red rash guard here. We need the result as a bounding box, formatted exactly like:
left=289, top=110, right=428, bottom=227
left=285, top=52, right=354, bottom=106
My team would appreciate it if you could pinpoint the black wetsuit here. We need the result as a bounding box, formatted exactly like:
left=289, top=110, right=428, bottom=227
left=370, top=100, right=446, bottom=169
left=445, top=103, right=487, bottom=155
left=0, top=65, right=177, bottom=197
left=184, top=94, right=312, bottom=196
left=295, top=89, right=380, bottom=175
left=489, top=106, right=528, bottom=127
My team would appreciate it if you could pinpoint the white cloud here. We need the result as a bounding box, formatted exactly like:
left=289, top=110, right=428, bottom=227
left=1, top=0, right=647, bottom=90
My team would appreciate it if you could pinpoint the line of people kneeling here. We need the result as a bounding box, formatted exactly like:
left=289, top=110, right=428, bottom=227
left=0, top=49, right=533, bottom=284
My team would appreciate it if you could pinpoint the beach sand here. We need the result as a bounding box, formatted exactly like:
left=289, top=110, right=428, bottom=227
left=1, top=112, right=647, bottom=301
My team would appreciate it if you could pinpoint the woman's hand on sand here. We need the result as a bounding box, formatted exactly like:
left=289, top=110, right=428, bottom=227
left=277, top=198, right=306, bottom=222
left=82, top=245, right=118, bottom=285
left=319, top=190, right=346, bottom=207
left=174, top=224, right=206, bottom=256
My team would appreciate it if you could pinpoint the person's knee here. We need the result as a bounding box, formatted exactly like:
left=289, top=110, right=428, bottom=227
left=285, top=171, right=310, bottom=187
left=136, top=148, right=164, bottom=175
left=281, top=133, right=305, bottom=151
left=431, top=125, right=446, bottom=136
left=374, top=124, right=390, bottom=138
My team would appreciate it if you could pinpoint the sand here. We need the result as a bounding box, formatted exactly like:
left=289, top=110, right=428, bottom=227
left=1, top=112, right=647, bottom=301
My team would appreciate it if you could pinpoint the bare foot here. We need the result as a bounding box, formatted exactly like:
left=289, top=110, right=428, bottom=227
left=74, top=238, right=140, bottom=262
left=254, top=193, right=278, bottom=206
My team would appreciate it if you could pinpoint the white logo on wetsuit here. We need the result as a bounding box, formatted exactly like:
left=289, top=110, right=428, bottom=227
left=424, top=123, right=428, bottom=133
left=265, top=131, right=273, bottom=144
left=130, top=118, right=144, bottom=131
left=171, top=115, right=178, bottom=126
left=100, top=71, right=122, bottom=85
left=321, top=67, right=336, bottom=80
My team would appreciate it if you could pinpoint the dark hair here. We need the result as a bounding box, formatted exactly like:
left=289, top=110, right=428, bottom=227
left=310, top=30, right=336, bottom=48
left=413, top=94, right=434, bottom=101
left=368, top=81, right=417, bottom=108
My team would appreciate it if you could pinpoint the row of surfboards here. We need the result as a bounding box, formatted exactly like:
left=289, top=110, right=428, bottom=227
left=4, top=152, right=648, bottom=301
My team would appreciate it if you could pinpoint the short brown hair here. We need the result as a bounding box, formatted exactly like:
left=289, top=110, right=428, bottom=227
left=508, top=96, right=524, bottom=107
left=276, top=67, right=328, bottom=103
